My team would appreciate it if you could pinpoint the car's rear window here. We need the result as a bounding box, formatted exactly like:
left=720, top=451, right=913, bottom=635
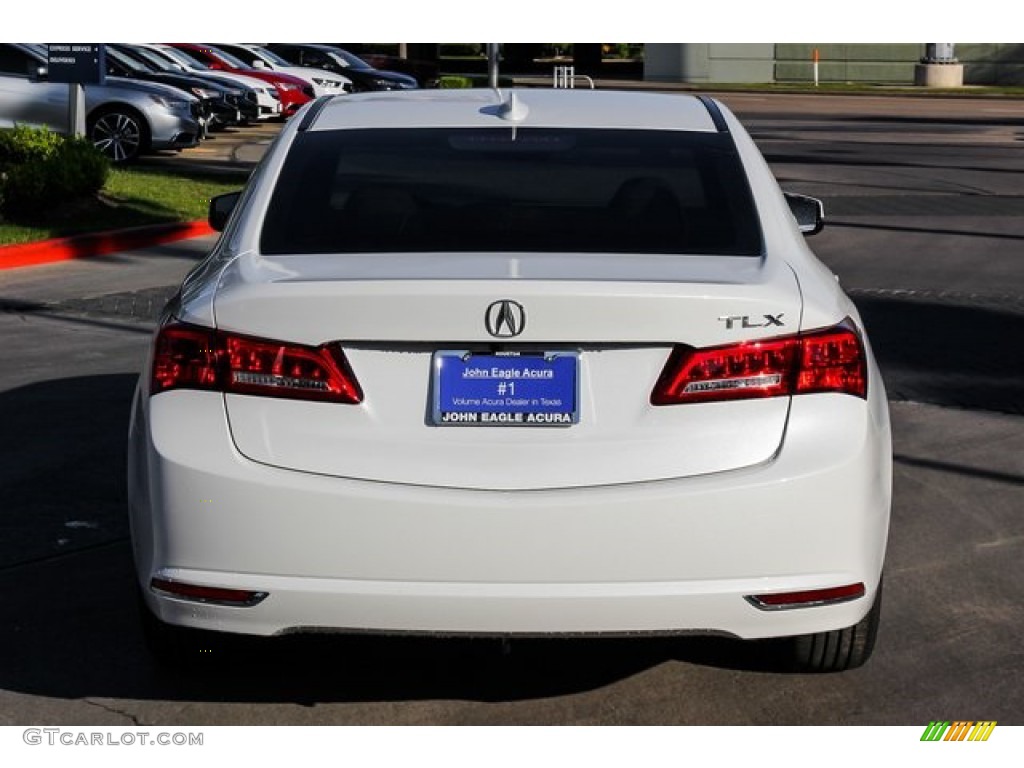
left=260, top=128, right=763, bottom=256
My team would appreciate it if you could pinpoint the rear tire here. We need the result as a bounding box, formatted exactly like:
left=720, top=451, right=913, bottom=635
left=789, top=579, right=883, bottom=672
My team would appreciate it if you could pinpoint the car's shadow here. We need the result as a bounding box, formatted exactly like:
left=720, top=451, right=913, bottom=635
left=3, top=540, right=791, bottom=705
left=0, top=374, right=794, bottom=705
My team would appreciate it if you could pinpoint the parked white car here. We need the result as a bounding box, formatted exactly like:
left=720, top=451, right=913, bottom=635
left=212, top=43, right=352, bottom=97
left=131, top=43, right=283, bottom=120
left=129, top=89, right=892, bottom=672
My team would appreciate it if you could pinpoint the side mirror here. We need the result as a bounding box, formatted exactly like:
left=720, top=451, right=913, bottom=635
left=252, top=59, right=266, bottom=69
left=784, top=192, right=825, bottom=236
left=208, top=190, right=241, bottom=232
left=32, top=65, right=48, bottom=81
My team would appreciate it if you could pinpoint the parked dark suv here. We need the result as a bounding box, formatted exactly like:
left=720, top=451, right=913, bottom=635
left=267, top=44, right=418, bottom=92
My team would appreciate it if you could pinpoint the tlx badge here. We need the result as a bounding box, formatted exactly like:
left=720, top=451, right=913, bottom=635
left=718, top=314, right=785, bottom=330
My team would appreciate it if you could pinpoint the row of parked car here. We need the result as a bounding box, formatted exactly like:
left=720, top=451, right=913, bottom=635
left=0, top=43, right=420, bottom=163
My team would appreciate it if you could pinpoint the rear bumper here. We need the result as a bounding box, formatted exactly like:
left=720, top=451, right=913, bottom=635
left=147, top=569, right=881, bottom=639
left=129, top=388, right=891, bottom=639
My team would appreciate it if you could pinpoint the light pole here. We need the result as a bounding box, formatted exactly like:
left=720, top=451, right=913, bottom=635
left=486, top=43, right=500, bottom=88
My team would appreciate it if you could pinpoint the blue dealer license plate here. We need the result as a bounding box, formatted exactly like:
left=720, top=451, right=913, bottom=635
left=432, top=351, right=579, bottom=427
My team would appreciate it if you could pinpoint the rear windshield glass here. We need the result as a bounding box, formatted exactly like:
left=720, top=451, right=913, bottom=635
left=260, top=128, right=763, bottom=256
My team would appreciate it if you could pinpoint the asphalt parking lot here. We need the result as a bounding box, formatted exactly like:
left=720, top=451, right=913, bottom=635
left=0, top=92, right=1022, bottom=726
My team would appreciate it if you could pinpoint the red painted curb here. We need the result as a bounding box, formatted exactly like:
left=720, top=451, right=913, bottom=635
left=0, top=220, right=215, bottom=270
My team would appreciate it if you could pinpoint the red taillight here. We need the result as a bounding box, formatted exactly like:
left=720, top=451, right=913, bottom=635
left=652, top=336, right=799, bottom=404
left=651, top=319, right=867, bottom=405
left=151, top=322, right=362, bottom=404
left=151, top=324, right=220, bottom=394
left=224, top=334, right=363, bottom=403
left=794, top=325, right=867, bottom=398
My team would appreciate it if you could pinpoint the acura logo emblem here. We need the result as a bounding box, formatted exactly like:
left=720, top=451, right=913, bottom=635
left=485, top=300, right=526, bottom=338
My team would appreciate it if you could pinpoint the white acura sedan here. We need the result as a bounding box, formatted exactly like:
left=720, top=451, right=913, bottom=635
left=128, top=89, right=891, bottom=672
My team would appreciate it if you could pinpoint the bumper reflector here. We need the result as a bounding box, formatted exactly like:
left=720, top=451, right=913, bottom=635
left=745, top=582, right=866, bottom=611
left=151, top=578, right=268, bottom=607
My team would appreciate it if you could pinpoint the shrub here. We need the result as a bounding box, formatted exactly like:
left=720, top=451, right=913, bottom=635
left=0, top=125, right=109, bottom=217
left=437, top=75, right=474, bottom=89
left=0, top=124, right=64, bottom=162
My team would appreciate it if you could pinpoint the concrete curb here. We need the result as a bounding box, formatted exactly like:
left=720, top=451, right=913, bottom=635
left=0, top=220, right=214, bottom=271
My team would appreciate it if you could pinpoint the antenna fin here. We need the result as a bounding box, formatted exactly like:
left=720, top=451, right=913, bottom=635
left=497, top=91, right=528, bottom=122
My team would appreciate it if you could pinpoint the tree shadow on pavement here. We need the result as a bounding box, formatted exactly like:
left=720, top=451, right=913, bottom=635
left=851, top=293, right=1024, bottom=415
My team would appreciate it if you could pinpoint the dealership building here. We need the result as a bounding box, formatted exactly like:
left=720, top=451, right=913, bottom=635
left=644, top=44, right=1024, bottom=85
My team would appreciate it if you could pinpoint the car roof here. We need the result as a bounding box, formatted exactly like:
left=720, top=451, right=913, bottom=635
left=305, top=89, right=722, bottom=133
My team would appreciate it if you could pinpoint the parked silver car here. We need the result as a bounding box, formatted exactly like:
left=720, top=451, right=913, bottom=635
left=0, top=43, right=202, bottom=162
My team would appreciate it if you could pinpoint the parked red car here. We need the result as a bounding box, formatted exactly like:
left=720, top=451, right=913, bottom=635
left=167, top=43, right=314, bottom=117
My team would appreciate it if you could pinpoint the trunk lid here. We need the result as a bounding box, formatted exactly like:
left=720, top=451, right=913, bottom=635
left=215, top=251, right=801, bottom=490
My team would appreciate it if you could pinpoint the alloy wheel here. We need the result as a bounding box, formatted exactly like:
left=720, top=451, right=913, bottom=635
left=91, top=112, right=143, bottom=162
